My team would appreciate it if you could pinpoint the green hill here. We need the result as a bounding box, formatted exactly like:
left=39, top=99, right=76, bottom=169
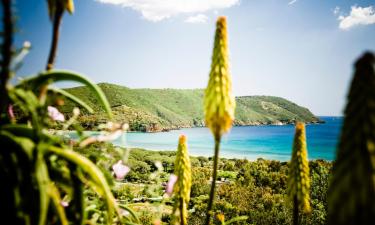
left=59, top=83, right=322, bottom=131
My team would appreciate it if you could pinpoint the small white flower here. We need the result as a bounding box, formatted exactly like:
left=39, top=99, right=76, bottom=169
left=23, top=41, right=31, bottom=49
left=155, top=161, right=163, bottom=171
left=112, top=160, right=130, bottom=180
left=73, top=107, right=80, bottom=116
left=47, top=106, right=65, bottom=122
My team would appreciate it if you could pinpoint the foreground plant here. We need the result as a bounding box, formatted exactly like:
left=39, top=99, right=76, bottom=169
left=0, top=1, right=138, bottom=224
left=204, top=16, right=236, bottom=225
left=287, top=122, right=311, bottom=225
left=171, top=135, right=192, bottom=225
left=328, top=52, right=375, bottom=225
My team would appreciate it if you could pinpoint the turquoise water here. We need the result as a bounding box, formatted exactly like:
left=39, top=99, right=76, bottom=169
left=111, top=116, right=342, bottom=161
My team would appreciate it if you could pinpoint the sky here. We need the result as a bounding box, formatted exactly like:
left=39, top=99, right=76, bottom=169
left=11, top=0, right=375, bottom=116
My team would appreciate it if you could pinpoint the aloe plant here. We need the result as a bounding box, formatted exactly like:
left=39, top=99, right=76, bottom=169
left=287, top=122, right=311, bottom=225
left=328, top=52, right=375, bottom=225
left=204, top=16, right=236, bottom=225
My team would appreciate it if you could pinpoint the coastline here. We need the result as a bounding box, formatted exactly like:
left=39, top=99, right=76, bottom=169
left=60, top=117, right=339, bottom=162
left=122, top=146, right=333, bottom=162
left=72, top=118, right=326, bottom=133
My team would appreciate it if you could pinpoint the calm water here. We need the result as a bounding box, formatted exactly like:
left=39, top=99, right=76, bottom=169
left=68, top=117, right=341, bottom=161
left=110, top=116, right=342, bottom=161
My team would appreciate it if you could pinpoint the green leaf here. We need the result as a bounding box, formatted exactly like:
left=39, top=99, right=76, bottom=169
left=48, top=87, right=94, bottom=113
left=225, top=216, right=248, bottom=225
left=18, top=70, right=113, bottom=119
left=0, top=124, right=61, bottom=144
left=118, top=204, right=140, bottom=223
left=0, top=124, right=35, bottom=139
left=0, top=131, right=35, bottom=224
left=48, top=183, right=68, bottom=225
left=35, top=144, right=51, bottom=225
left=68, top=165, right=85, bottom=225
left=0, top=130, right=35, bottom=158
left=48, top=146, right=121, bottom=224
left=8, top=88, right=42, bottom=131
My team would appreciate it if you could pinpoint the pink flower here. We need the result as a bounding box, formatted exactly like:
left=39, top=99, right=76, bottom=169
left=166, top=174, right=178, bottom=196
left=112, top=160, right=130, bottom=180
left=60, top=201, right=69, bottom=207
left=47, top=106, right=65, bottom=122
left=7, top=104, right=15, bottom=120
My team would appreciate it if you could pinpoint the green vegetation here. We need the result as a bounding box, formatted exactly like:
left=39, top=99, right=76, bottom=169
left=0, top=0, right=136, bottom=224
left=2, top=0, right=375, bottom=224
left=59, top=83, right=322, bottom=131
left=74, top=142, right=332, bottom=225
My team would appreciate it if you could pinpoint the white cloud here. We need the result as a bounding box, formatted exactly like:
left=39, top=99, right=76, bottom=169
left=97, top=0, right=239, bottom=22
left=338, top=5, right=375, bottom=30
left=333, top=6, right=340, bottom=15
left=185, top=14, right=209, bottom=23
left=288, top=0, right=298, bottom=5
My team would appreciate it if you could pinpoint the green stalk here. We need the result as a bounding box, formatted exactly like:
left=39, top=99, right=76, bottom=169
left=180, top=197, right=185, bottom=225
left=46, top=4, right=63, bottom=71
left=205, top=137, right=221, bottom=225
left=293, top=195, right=299, bottom=225
left=40, top=3, right=63, bottom=103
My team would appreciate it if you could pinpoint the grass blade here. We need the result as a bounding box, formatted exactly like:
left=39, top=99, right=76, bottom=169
left=48, top=183, right=68, bottom=225
left=118, top=204, right=140, bottom=223
left=35, top=145, right=51, bottom=225
left=18, top=70, right=112, bottom=119
left=48, top=146, right=121, bottom=224
left=48, top=87, right=94, bottom=113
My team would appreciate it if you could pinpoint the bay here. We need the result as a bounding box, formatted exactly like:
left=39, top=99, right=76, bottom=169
left=111, top=116, right=342, bottom=161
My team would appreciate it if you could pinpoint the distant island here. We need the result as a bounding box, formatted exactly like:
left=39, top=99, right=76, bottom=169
left=59, top=83, right=323, bottom=132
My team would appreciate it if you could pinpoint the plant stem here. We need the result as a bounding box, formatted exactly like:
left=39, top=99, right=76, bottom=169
left=293, top=195, right=299, bottom=225
left=180, top=197, right=185, bottom=225
left=0, top=0, right=13, bottom=123
left=205, top=136, right=221, bottom=225
left=41, top=4, right=63, bottom=101
left=46, top=5, right=63, bottom=71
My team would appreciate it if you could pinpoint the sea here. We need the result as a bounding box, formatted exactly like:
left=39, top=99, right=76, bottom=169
left=108, top=116, right=342, bottom=161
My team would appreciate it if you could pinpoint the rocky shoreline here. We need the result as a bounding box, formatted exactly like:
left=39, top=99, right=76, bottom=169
left=73, top=116, right=325, bottom=133
left=148, top=119, right=325, bottom=133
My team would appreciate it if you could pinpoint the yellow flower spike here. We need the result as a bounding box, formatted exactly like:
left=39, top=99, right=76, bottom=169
left=204, top=16, right=235, bottom=141
left=217, top=213, right=225, bottom=223
left=287, top=122, right=311, bottom=223
left=47, top=0, right=74, bottom=19
left=172, top=135, right=192, bottom=225
left=328, top=52, right=375, bottom=225
left=64, top=0, right=75, bottom=14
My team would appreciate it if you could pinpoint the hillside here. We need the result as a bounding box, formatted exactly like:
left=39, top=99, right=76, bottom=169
left=59, top=83, right=322, bottom=131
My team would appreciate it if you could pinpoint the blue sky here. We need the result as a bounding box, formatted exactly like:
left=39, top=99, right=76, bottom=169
left=13, top=0, right=375, bottom=116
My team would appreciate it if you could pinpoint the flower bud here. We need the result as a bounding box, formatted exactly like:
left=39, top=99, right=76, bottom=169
left=172, top=135, right=192, bottom=225
left=204, top=16, right=235, bottom=140
left=287, top=122, right=311, bottom=213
